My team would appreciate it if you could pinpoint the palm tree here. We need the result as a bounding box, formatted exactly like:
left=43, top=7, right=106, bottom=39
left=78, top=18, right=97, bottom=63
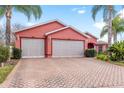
left=100, top=15, right=124, bottom=43
left=0, top=5, right=42, bottom=46
left=91, top=5, right=116, bottom=47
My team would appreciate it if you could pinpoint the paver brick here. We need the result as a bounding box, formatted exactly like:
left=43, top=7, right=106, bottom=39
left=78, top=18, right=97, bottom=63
left=1, top=58, right=124, bottom=88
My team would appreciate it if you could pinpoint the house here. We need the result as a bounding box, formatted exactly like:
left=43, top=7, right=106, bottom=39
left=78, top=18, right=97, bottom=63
left=15, top=19, right=108, bottom=58
left=96, top=40, right=108, bottom=53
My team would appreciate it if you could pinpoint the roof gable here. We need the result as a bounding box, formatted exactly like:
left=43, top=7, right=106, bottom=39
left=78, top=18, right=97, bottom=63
left=15, top=19, right=66, bottom=34
left=85, top=32, right=97, bottom=39
left=97, top=40, right=108, bottom=45
left=45, top=26, right=89, bottom=39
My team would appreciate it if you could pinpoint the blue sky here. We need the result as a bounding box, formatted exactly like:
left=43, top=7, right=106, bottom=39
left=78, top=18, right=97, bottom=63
left=0, top=5, right=124, bottom=41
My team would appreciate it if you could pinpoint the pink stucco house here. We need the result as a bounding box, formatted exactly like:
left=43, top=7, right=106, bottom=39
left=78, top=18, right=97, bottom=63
left=15, top=19, right=108, bottom=58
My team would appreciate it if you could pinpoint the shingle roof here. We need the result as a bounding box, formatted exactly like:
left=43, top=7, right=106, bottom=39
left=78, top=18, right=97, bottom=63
left=97, top=40, right=108, bottom=45
left=15, top=19, right=67, bottom=34
left=84, top=32, right=97, bottom=39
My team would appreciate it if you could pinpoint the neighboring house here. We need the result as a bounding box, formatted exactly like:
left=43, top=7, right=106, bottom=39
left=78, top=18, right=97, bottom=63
left=15, top=19, right=108, bottom=58
left=96, top=41, right=108, bottom=53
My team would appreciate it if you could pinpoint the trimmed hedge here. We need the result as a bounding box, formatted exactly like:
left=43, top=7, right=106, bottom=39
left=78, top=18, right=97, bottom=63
left=12, top=47, right=21, bottom=59
left=84, top=48, right=97, bottom=57
left=0, top=46, right=9, bottom=63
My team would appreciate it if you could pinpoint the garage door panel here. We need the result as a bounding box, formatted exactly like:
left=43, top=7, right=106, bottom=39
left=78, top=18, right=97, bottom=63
left=21, top=38, right=44, bottom=58
left=52, top=40, right=84, bottom=57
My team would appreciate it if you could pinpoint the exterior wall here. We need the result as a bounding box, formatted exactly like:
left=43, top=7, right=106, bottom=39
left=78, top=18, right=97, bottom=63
left=85, top=33, right=97, bottom=49
left=102, top=44, right=108, bottom=52
left=96, top=44, right=108, bottom=53
left=45, top=36, right=52, bottom=57
left=15, top=21, right=99, bottom=58
left=15, top=21, right=65, bottom=48
left=46, top=28, right=88, bottom=57
left=87, top=38, right=97, bottom=44
left=86, top=38, right=97, bottom=50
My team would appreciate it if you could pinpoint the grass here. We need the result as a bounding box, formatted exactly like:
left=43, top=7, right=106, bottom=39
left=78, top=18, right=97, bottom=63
left=109, top=61, right=124, bottom=67
left=0, top=65, right=14, bottom=84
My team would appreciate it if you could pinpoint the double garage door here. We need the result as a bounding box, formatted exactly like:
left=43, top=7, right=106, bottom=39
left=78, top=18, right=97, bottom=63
left=21, top=38, right=84, bottom=58
left=52, top=40, right=84, bottom=57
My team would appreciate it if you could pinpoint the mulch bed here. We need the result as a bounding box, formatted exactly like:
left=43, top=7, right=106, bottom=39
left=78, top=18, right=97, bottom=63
left=5, top=59, right=19, bottom=66
left=0, top=59, right=19, bottom=67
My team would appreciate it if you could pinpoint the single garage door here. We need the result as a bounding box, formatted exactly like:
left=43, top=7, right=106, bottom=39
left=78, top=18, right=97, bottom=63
left=21, top=38, right=44, bottom=58
left=52, top=40, right=84, bottom=57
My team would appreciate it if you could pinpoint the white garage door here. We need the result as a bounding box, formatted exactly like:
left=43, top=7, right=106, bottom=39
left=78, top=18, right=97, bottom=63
left=21, top=38, right=44, bottom=58
left=52, top=40, right=84, bottom=57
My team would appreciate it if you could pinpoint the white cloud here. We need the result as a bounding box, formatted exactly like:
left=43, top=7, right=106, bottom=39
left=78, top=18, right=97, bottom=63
left=117, top=8, right=124, bottom=18
left=72, top=7, right=86, bottom=14
left=93, top=20, right=106, bottom=30
left=72, top=8, right=78, bottom=11
left=26, top=22, right=35, bottom=26
left=77, top=10, right=85, bottom=14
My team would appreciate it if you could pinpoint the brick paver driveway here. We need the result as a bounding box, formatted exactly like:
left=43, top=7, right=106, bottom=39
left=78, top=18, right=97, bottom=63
left=1, top=58, right=124, bottom=88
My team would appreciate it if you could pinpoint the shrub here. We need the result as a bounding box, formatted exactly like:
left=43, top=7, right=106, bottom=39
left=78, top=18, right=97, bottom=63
left=108, top=41, right=124, bottom=61
left=96, top=53, right=108, bottom=61
left=0, top=46, right=9, bottom=63
left=84, top=48, right=97, bottom=57
left=12, top=47, right=21, bottom=59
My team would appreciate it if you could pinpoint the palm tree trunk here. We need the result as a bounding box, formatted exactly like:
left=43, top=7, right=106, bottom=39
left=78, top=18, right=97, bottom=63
left=113, top=31, right=117, bottom=43
left=108, top=6, right=113, bottom=47
left=5, top=5, right=12, bottom=46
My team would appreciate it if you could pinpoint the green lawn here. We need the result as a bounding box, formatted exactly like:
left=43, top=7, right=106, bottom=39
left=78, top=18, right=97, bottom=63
left=109, top=61, right=124, bottom=67
left=0, top=65, right=14, bottom=84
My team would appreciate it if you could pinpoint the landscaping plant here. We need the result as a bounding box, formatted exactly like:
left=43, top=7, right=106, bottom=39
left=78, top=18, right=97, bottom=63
left=12, top=47, right=22, bottom=59
left=96, top=53, right=109, bottom=61
left=84, top=48, right=97, bottom=57
left=108, top=40, right=124, bottom=61
left=0, top=46, right=9, bottom=66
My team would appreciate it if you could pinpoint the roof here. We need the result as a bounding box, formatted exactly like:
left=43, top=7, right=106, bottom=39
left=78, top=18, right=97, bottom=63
left=45, top=26, right=69, bottom=35
left=45, top=26, right=90, bottom=38
left=85, top=32, right=97, bottom=39
left=15, top=19, right=67, bottom=34
left=96, top=40, right=108, bottom=45
left=14, top=19, right=96, bottom=39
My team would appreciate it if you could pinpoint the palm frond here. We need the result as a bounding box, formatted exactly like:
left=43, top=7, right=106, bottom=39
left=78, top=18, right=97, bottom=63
left=30, top=6, right=42, bottom=20
left=100, top=25, right=108, bottom=38
left=14, top=5, right=32, bottom=21
left=14, top=5, right=42, bottom=21
left=111, top=6, right=117, bottom=18
left=91, top=5, right=103, bottom=21
left=116, top=26, right=124, bottom=33
left=103, top=7, right=109, bottom=22
left=0, top=6, right=6, bottom=18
